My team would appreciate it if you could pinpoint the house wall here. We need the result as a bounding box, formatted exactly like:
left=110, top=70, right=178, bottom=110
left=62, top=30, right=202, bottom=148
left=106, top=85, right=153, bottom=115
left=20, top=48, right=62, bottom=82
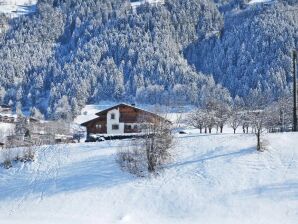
left=107, top=108, right=124, bottom=134
left=85, top=117, right=107, bottom=135
left=84, top=104, right=166, bottom=136
left=124, top=123, right=140, bottom=133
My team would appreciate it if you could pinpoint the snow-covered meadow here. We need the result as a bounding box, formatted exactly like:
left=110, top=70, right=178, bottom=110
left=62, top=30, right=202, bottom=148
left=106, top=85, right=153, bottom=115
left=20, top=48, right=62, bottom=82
left=0, top=129, right=298, bottom=224
left=0, top=0, right=37, bottom=17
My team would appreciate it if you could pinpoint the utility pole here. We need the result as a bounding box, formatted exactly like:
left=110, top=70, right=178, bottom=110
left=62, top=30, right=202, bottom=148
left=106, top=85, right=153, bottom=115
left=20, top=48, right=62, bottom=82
left=293, top=50, right=297, bottom=132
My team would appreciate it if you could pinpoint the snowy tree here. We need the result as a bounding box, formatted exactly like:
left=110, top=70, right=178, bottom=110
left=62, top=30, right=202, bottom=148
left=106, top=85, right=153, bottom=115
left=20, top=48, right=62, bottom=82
left=53, top=96, right=72, bottom=121
left=30, top=107, right=44, bottom=120
left=188, top=109, right=206, bottom=133
left=229, top=111, right=241, bottom=134
left=249, top=110, right=268, bottom=151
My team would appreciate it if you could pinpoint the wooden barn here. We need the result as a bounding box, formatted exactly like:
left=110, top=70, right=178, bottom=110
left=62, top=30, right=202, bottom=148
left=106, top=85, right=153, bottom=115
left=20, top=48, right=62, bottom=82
left=81, top=103, right=169, bottom=137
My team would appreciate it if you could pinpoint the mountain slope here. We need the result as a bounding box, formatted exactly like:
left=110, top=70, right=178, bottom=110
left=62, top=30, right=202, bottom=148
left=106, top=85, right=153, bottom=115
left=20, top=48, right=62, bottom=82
left=0, top=0, right=297, bottom=117
left=0, top=0, right=227, bottom=118
left=185, top=1, right=298, bottom=99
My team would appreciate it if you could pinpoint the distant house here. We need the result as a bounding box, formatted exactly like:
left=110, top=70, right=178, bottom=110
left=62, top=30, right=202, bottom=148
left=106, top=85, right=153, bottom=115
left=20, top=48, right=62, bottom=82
left=0, top=113, right=17, bottom=123
left=0, top=104, right=12, bottom=114
left=81, top=103, right=169, bottom=137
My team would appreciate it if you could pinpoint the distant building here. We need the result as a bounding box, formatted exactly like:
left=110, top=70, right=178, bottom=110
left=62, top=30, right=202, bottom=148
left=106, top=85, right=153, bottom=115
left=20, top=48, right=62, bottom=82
left=0, top=104, right=12, bottom=114
left=0, top=113, right=17, bottom=123
left=81, top=103, right=169, bottom=137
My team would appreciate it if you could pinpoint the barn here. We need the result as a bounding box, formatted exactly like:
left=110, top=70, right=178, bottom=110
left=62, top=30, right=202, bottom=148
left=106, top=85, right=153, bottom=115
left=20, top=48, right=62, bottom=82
left=81, top=103, right=169, bottom=137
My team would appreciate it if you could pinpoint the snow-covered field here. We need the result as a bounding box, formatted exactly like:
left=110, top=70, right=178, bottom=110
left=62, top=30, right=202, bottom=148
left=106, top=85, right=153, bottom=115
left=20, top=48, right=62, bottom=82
left=0, top=0, right=37, bottom=17
left=0, top=130, right=298, bottom=224
left=0, top=122, right=15, bottom=142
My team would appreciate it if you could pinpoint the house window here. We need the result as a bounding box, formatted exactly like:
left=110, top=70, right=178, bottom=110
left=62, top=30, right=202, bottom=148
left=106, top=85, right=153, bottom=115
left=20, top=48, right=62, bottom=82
left=111, top=113, right=115, bottom=120
left=96, top=124, right=101, bottom=129
left=125, top=124, right=131, bottom=130
left=112, top=124, right=119, bottom=130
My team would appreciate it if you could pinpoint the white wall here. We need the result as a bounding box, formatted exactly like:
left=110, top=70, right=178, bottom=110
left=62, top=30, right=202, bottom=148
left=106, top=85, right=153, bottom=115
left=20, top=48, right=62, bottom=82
left=106, top=108, right=124, bottom=135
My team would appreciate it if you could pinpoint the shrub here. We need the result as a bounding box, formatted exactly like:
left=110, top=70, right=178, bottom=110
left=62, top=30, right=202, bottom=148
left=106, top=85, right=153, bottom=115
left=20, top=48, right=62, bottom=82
left=116, top=147, right=146, bottom=177
left=1, top=148, right=13, bottom=169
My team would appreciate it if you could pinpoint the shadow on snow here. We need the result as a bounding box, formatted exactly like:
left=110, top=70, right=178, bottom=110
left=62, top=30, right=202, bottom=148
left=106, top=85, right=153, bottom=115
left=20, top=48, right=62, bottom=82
left=0, top=154, right=133, bottom=201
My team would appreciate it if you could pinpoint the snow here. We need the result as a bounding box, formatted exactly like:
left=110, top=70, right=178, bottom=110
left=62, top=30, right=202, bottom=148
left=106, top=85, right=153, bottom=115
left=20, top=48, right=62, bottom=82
left=0, top=0, right=37, bottom=17
left=74, top=102, right=116, bottom=124
left=0, top=129, right=298, bottom=223
left=130, top=0, right=165, bottom=9
left=0, top=122, right=15, bottom=142
left=248, top=0, right=275, bottom=5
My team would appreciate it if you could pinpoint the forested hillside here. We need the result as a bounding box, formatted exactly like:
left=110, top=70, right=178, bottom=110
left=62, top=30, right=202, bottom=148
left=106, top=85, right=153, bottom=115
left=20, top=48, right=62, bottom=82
left=186, top=0, right=298, bottom=101
left=0, top=0, right=297, bottom=119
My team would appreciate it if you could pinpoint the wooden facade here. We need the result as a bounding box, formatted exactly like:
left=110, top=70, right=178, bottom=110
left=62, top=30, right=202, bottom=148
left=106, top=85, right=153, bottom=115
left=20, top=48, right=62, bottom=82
left=81, top=103, right=168, bottom=136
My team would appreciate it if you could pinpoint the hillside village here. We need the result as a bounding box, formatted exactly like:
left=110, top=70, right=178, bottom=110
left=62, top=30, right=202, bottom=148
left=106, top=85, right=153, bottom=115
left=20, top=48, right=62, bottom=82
left=0, top=104, right=79, bottom=149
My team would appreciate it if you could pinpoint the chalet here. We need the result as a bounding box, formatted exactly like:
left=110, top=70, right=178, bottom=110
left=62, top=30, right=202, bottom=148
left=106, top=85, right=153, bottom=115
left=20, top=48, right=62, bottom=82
left=81, top=103, right=169, bottom=137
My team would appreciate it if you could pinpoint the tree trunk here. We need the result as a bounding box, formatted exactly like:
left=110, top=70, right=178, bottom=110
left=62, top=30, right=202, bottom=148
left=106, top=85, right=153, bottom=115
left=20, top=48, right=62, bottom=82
left=233, top=128, right=236, bottom=134
left=220, top=125, right=223, bottom=133
left=147, top=138, right=155, bottom=173
left=256, top=132, right=261, bottom=151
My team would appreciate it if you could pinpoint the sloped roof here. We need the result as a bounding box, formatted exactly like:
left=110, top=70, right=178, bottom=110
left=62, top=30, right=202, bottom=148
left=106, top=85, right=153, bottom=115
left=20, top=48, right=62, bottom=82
left=81, top=103, right=170, bottom=126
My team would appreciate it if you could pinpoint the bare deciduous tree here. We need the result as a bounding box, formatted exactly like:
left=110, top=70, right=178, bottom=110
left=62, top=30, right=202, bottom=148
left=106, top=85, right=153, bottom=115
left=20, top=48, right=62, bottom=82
left=116, top=115, right=173, bottom=176
left=229, top=111, right=241, bottom=134
left=187, top=109, right=206, bottom=133
left=249, top=110, right=268, bottom=151
left=142, top=118, right=173, bottom=173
